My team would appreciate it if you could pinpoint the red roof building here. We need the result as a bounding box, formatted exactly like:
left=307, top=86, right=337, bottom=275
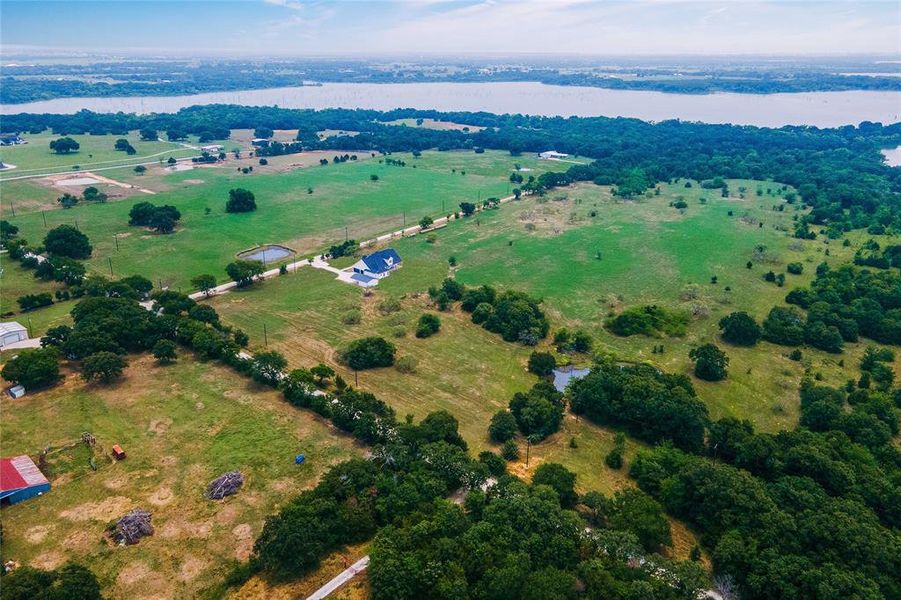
left=0, top=455, right=50, bottom=506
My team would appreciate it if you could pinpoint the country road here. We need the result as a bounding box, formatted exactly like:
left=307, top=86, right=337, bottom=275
left=191, top=192, right=519, bottom=301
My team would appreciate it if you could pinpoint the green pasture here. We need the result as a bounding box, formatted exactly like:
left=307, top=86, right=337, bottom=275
left=0, top=357, right=361, bottom=598
left=0, top=130, right=194, bottom=177
left=210, top=266, right=641, bottom=497
left=213, top=178, right=901, bottom=435
left=4, top=150, right=547, bottom=292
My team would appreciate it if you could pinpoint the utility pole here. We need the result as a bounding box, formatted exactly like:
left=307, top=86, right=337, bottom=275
left=74, top=219, right=79, bottom=231
left=345, top=226, right=348, bottom=242
left=354, top=370, right=358, bottom=387
left=526, top=437, right=532, bottom=468
left=108, top=257, right=113, bottom=276
left=114, top=235, right=119, bottom=251
left=263, top=323, right=268, bottom=347
left=42, top=211, right=47, bottom=227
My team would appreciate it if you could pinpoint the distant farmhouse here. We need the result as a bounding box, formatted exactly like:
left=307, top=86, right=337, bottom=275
left=201, top=144, right=224, bottom=154
left=251, top=138, right=271, bottom=148
left=349, top=249, right=402, bottom=287
left=0, top=455, right=50, bottom=505
left=539, top=150, right=569, bottom=160
left=0, top=321, right=28, bottom=348
left=0, top=133, right=25, bottom=146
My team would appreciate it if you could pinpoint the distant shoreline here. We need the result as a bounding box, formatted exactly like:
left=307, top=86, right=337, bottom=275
left=3, top=81, right=899, bottom=128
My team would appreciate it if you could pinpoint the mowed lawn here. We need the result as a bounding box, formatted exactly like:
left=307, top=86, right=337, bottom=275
left=0, top=357, right=362, bottom=599
left=5, top=151, right=549, bottom=291
left=0, top=130, right=193, bottom=177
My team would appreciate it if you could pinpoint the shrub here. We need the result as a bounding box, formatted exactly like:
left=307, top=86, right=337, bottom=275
left=1, top=346, right=61, bottom=389
left=341, top=310, right=362, bottom=325
left=225, top=188, right=257, bottom=213
left=18, top=293, right=53, bottom=312
left=606, top=305, right=688, bottom=337
left=478, top=451, right=507, bottom=477
left=718, top=311, right=762, bottom=346
left=689, top=343, right=729, bottom=381
left=152, top=339, right=177, bottom=364
left=82, top=351, right=127, bottom=384
left=509, top=382, right=564, bottom=441
left=43, top=225, right=92, bottom=259
left=531, top=463, right=578, bottom=508
left=415, top=313, right=441, bottom=338
left=340, top=337, right=396, bottom=370
left=786, top=262, right=804, bottom=275
left=527, top=351, right=556, bottom=377
left=501, top=439, right=519, bottom=461
left=395, top=356, right=418, bottom=374
left=763, top=306, right=805, bottom=346
left=488, top=410, right=518, bottom=443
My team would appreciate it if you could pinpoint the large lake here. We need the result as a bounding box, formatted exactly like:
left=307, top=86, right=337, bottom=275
left=3, top=82, right=900, bottom=127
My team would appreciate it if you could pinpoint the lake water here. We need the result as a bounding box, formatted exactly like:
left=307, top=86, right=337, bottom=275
left=882, top=146, right=901, bottom=167
left=3, top=82, right=900, bottom=127
left=552, top=366, right=591, bottom=392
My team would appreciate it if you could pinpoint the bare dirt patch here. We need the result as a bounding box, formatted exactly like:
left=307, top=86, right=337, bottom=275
left=268, top=477, right=295, bottom=493
left=233, top=523, right=254, bottom=561
left=183, top=179, right=205, bottom=185
left=62, top=529, right=94, bottom=553
left=148, top=486, right=175, bottom=506
left=60, top=495, right=134, bottom=522
left=214, top=503, right=240, bottom=524
left=178, top=555, right=207, bottom=582
left=32, top=550, right=66, bottom=570
left=147, top=417, right=173, bottom=435
left=25, top=525, right=52, bottom=544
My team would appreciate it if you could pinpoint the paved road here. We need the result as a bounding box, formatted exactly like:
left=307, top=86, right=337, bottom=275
left=306, top=556, right=370, bottom=600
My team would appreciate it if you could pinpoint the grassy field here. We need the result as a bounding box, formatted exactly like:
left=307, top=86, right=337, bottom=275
left=0, top=130, right=194, bottom=177
left=0, top=356, right=362, bottom=598
left=212, top=266, right=643, bottom=499
left=3, top=150, right=553, bottom=292
left=212, top=179, right=901, bottom=438
left=374, top=180, right=901, bottom=431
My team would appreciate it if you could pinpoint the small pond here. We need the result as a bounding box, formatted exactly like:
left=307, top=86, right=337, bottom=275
left=237, top=244, right=293, bottom=263
left=552, top=366, right=591, bottom=392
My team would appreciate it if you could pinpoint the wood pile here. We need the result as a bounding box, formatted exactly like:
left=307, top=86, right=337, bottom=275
left=113, top=509, right=154, bottom=545
left=205, top=470, right=244, bottom=500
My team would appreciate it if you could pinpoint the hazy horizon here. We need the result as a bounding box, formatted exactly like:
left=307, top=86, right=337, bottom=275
left=2, top=0, right=900, bottom=59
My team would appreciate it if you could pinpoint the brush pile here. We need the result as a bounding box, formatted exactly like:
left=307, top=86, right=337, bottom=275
left=113, top=509, right=153, bottom=545
left=205, top=470, right=244, bottom=500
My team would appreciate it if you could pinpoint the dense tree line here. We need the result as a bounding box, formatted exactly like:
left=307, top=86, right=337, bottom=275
left=4, top=106, right=898, bottom=232
left=630, top=375, right=901, bottom=599
left=568, top=360, right=709, bottom=452
left=369, top=473, right=706, bottom=600
left=782, top=263, right=901, bottom=347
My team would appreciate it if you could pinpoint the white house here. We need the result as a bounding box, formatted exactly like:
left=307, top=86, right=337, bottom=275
left=539, top=150, right=569, bottom=160
left=349, top=249, right=402, bottom=287
left=201, top=144, right=223, bottom=154
left=0, top=322, right=29, bottom=348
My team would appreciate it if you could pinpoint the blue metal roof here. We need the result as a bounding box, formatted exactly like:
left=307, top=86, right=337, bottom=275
left=361, top=249, right=402, bottom=274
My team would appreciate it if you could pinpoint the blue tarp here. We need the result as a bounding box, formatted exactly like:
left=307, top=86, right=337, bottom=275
left=295, top=455, right=306, bottom=464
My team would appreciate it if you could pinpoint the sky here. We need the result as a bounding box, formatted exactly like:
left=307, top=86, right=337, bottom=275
left=1, top=0, right=899, bottom=57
